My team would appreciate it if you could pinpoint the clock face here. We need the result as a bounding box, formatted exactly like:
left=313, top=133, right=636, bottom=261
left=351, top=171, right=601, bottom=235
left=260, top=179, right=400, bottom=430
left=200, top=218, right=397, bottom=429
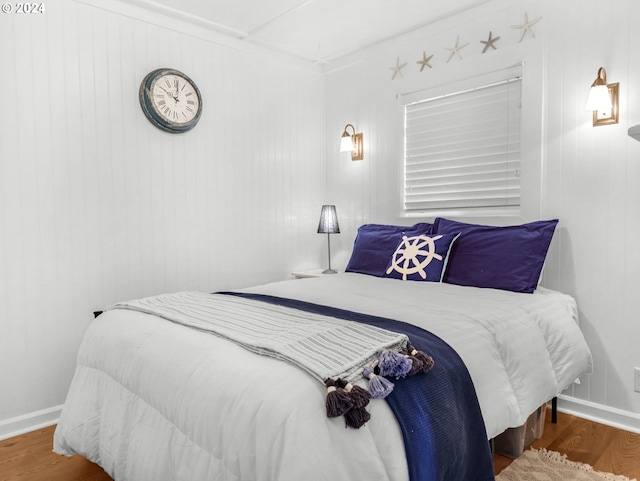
left=139, top=69, right=202, bottom=133
left=151, top=73, right=199, bottom=124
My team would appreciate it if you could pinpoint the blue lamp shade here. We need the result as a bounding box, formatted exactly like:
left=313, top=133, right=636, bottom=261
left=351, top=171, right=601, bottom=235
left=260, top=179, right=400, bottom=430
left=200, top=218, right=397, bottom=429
left=317, top=205, right=340, bottom=274
left=317, top=205, right=340, bottom=234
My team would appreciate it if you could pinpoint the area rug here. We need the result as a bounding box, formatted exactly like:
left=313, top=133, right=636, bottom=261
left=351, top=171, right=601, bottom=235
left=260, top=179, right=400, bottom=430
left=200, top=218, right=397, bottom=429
left=496, top=448, right=637, bottom=481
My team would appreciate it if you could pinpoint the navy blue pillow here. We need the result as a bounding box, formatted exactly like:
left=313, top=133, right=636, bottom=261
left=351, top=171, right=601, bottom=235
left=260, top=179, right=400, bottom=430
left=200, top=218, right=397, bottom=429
left=433, top=218, right=559, bottom=293
left=384, top=232, right=460, bottom=282
left=345, top=223, right=433, bottom=277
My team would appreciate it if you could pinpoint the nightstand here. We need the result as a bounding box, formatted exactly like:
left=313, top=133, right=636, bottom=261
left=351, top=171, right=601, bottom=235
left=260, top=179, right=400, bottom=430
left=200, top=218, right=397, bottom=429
left=291, top=269, right=338, bottom=279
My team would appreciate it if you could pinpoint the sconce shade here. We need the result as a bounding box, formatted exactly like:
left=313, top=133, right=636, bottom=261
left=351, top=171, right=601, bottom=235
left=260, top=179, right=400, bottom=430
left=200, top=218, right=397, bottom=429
left=317, top=205, right=340, bottom=234
left=340, top=132, right=355, bottom=152
left=585, top=84, right=612, bottom=111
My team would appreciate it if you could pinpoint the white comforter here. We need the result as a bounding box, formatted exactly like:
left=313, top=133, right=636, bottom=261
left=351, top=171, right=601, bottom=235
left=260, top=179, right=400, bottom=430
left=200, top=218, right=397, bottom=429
left=54, top=274, right=592, bottom=481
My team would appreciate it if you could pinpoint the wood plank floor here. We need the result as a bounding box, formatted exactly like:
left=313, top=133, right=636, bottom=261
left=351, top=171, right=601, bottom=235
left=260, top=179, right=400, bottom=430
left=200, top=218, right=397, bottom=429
left=495, top=410, right=640, bottom=479
left=1, top=410, right=638, bottom=480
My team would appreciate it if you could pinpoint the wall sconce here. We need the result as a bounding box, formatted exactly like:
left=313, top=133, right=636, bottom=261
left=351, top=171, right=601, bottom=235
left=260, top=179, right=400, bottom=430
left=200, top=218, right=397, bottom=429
left=584, top=67, right=619, bottom=126
left=339, top=124, right=364, bottom=161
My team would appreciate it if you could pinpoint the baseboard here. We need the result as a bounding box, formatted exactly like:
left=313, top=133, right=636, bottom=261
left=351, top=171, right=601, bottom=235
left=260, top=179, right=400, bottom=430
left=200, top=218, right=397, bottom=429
left=0, top=405, right=62, bottom=441
left=557, top=394, right=640, bottom=434
left=1, top=396, right=638, bottom=442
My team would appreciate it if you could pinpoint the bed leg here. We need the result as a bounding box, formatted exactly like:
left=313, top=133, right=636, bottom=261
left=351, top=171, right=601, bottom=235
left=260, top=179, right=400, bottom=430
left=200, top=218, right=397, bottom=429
left=551, top=396, right=557, bottom=424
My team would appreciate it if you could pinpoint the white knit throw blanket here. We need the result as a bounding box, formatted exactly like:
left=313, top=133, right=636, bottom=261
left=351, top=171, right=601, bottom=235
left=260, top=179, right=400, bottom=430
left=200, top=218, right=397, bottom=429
left=108, top=291, right=408, bottom=382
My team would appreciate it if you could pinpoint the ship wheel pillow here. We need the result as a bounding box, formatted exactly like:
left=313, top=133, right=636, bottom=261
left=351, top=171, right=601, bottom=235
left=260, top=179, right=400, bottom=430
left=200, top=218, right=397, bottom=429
left=345, top=223, right=459, bottom=282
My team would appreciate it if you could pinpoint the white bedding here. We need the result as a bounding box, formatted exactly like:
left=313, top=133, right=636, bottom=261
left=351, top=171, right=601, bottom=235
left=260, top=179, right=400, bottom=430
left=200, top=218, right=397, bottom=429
left=54, top=273, right=592, bottom=481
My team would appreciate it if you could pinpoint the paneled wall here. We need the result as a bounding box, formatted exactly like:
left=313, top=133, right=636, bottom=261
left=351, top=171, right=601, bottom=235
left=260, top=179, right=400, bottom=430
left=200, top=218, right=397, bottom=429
left=0, top=0, right=324, bottom=427
left=324, top=0, right=640, bottom=430
left=3, top=0, right=640, bottom=437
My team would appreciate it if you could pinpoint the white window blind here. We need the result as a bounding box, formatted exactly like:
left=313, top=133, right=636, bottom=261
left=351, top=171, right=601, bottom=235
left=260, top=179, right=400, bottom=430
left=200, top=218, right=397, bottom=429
left=404, top=76, right=522, bottom=213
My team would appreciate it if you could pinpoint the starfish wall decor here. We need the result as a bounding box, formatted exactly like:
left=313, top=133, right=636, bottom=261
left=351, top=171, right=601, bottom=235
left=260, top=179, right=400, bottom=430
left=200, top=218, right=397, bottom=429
left=512, top=12, right=542, bottom=42
left=385, top=12, right=541, bottom=79
left=416, top=51, right=434, bottom=72
left=389, top=56, right=408, bottom=80
left=445, top=35, right=469, bottom=63
left=480, top=31, right=500, bottom=53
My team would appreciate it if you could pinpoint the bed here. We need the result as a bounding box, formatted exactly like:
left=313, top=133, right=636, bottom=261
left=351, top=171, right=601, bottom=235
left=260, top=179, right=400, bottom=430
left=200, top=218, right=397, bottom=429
left=53, top=218, right=593, bottom=481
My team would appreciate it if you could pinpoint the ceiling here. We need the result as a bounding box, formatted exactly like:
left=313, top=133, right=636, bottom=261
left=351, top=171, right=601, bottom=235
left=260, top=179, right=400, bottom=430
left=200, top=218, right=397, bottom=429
left=137, top=0, right=492, bottom=66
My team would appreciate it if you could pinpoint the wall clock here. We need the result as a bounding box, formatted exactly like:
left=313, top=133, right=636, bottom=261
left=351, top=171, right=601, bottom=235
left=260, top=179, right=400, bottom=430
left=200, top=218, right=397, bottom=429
left=139, top=68, right=202, bottom=133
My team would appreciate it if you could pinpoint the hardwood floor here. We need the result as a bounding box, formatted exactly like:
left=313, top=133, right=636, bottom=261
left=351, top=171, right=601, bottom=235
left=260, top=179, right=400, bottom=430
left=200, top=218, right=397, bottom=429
left=0, top=426, right=111, bottom=481
left=494, top=409, right=640, bottom=479
left=1, top=410, right=638, bottom=480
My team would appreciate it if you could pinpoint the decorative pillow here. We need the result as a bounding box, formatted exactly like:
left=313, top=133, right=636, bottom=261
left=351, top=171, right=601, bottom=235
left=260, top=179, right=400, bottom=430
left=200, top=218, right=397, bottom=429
left=384, top=232, right=460, bottom=282
left=432, top=217, right=559, bottom=293
left=345, top=223, right=433, bottom=277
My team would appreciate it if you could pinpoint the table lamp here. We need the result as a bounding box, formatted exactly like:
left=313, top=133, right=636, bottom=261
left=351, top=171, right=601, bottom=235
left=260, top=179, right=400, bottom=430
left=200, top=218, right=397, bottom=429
left=317, top=205, right=340, bottom=274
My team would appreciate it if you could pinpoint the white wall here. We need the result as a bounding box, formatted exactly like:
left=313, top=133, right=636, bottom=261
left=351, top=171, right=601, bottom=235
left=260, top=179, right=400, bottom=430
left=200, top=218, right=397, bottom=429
left=324, top=0, right=640, bottom=431
left=4, top=0, right=640, bottom=438
left=0, top=0, right=325, bottom=433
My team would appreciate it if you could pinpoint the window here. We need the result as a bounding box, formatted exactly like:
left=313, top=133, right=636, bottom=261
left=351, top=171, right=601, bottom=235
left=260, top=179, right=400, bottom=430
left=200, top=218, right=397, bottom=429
left=403, top=70, right=522, bottom=215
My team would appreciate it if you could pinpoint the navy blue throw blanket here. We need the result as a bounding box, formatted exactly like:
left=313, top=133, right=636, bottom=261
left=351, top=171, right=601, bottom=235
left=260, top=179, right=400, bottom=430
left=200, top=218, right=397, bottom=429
left=220, top=292, right=495, bottom=481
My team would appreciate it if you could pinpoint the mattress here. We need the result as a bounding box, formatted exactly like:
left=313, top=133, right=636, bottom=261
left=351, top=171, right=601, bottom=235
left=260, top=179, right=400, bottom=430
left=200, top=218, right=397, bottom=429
left=53, top=273, right=592, bottom=481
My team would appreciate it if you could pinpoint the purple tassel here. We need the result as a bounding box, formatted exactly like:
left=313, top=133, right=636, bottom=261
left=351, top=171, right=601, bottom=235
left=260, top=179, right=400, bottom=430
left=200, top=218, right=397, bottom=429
left=344, top=406, right=371, bottom=429
left=325, top=378, right=353, bottom=417
left=362, top=366, right=394, bottom=399
left=378, top=349, right=412, bottom=378
left=336, top=378, right=371, bottom=408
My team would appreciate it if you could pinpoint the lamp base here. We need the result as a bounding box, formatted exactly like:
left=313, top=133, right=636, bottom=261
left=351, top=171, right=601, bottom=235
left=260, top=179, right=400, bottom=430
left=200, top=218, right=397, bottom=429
left=322, top=268, right=338, bottom=274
